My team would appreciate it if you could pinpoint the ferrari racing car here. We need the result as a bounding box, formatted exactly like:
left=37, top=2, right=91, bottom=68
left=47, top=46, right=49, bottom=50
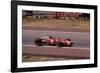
left=34, top=36, right=73, bottom=47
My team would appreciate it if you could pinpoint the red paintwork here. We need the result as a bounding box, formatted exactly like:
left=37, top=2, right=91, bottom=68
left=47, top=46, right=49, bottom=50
left=48, top=37, right=71, bottom=46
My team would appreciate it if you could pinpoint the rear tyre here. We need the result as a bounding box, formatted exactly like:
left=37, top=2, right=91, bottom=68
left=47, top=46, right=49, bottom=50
left=34, top=38, right=42, bottom=46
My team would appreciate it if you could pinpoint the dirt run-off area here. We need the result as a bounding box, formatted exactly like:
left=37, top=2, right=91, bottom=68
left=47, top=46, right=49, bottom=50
left=22, top=54, right=86, bottom=62
left=22, top=18, right=90, bottom=32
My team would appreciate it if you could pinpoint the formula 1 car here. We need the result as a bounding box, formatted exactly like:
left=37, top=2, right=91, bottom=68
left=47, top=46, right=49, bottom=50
left=34, top=36, right=73, bottom=47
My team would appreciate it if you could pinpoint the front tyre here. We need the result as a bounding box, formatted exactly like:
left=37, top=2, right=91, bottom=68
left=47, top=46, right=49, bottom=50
left=56, top=42, right=63, bottom=47
left=68, top=43, right=73, bottom=47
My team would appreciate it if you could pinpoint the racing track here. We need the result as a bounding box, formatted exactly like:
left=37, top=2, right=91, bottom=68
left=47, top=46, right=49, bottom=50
left=22, top=29, right=90, bottom=58
left=22, top=30, right=90, bottom=48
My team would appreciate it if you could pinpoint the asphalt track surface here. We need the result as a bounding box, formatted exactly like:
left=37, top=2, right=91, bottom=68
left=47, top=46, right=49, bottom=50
left=22, top=29, right=90, bottom=48
left=22, top=29, right=90, bottom=58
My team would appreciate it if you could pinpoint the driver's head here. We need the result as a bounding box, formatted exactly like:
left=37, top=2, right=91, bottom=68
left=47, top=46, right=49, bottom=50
left=66, top=39, right=71, bottom=41
left=49, top=36, right=53, bottom=39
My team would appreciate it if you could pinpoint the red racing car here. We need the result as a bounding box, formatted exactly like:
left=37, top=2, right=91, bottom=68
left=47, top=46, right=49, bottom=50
left=35, top=36, right=73, bottom=47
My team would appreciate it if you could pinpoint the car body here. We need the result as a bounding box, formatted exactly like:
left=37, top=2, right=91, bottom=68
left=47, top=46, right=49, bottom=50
left=34, top=36, right=73, bottom=47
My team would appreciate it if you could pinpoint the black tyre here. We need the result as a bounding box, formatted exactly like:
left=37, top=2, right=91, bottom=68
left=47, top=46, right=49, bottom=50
left=57, top=42, right=63, bottom=47
left=34, top=38, right=42, bottom=46
left=68, top=42, right=73, bottom=47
